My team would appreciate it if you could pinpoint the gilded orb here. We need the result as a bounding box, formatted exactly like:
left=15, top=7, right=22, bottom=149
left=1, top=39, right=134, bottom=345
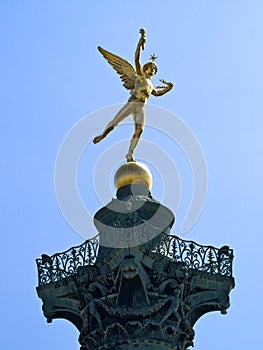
left=114, top=162, right=152, bottom=190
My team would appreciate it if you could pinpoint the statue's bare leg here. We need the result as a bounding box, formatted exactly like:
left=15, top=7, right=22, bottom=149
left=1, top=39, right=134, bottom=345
left=93, top=102, right=134, bottom=144
left=126, top=123, right=144, bottom=162
left=126, top=105, right=145, bottom=162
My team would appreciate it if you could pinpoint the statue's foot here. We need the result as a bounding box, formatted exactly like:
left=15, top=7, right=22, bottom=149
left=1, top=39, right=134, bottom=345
left=93, top=126, right=114, bottom=144
left=126, top=153, right=135, bottom=162
left=93, top=135, right=104, bottom=144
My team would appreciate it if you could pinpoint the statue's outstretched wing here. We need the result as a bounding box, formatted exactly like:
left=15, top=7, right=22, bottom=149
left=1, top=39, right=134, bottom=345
left=98, top=46, right=136, bottom=91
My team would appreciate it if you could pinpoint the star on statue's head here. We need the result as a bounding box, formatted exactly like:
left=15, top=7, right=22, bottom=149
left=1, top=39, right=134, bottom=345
left=150, top=54, right=158, bottom=62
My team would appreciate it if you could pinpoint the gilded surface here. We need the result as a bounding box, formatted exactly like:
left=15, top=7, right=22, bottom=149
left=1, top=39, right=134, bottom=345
left=114, top=162, right=153, bottom=190
left=93, top=29, right=174, bottom=162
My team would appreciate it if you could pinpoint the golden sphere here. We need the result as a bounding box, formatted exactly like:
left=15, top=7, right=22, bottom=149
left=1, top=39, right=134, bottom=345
left=114, top=162, right=152, bottom=190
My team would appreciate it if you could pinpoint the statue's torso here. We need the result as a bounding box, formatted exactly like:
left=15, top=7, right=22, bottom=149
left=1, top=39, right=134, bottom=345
left=131, top=74, right=153, bottom=102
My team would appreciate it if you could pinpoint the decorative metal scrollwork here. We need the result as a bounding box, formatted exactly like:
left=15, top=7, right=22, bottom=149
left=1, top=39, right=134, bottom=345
left=36, top=237, right=99, bottom=285
left=36, top=233, right=233, bottom=286
left=153, top=234, right=233, bottom=277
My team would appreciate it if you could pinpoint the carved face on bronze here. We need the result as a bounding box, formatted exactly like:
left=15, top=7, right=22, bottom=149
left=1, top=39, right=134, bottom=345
left=121, top=257, right=138, bottom=279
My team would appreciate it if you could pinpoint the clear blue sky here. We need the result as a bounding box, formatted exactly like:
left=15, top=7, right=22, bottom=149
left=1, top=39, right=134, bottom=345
left=1, top=1, right=263, bottom=349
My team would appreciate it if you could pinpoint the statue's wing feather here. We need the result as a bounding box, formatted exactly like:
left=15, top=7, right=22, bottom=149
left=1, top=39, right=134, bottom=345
left=98, top=46, right=136, bottom=91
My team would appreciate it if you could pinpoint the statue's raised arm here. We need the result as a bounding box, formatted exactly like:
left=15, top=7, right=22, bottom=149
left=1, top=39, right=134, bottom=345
left=93, top=29, right=174, bottom=162
left=134, top=28, right=146, bottom=75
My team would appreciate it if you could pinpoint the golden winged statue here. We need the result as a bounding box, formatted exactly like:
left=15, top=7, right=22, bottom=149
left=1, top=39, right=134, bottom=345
left=93, top=28, right=174, bottom=162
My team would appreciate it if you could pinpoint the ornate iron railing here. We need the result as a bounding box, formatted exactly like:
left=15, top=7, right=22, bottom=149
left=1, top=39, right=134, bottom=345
left=36, top=234, right=233, bottom=286
left=36, top=237, right=99, bottom=286
left=154, top=234, right=233, bottom=277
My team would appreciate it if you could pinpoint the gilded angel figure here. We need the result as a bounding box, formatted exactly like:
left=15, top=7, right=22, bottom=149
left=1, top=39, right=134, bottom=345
left=93, top=29, right=174, bottom=162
